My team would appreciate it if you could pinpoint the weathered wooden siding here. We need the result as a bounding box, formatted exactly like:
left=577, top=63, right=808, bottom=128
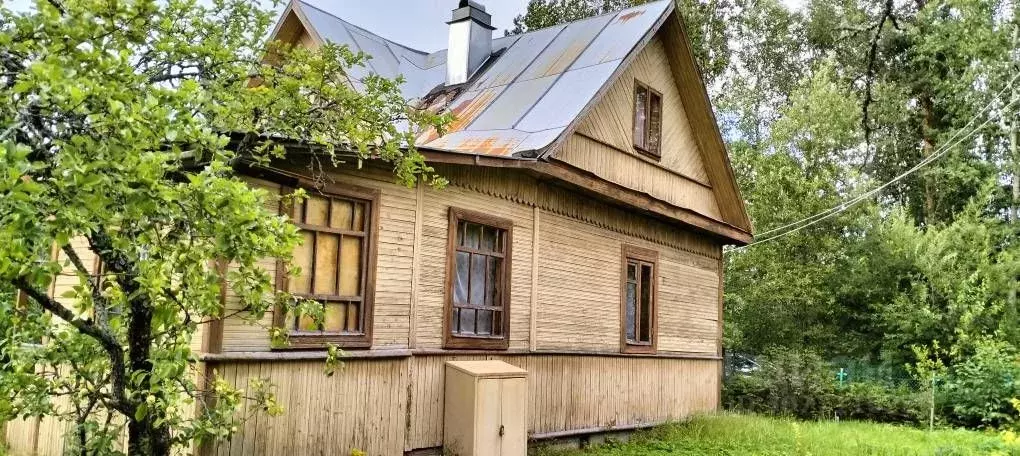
left=205, top=359, right=408, bottom=456
left=217, top=165, right=721, bottom=354
left=4, top=390, right=83, bottom=456
left=558, top=134, right=721, bottom=220
left=201, top=355, right=719, bottom=455
left=567, top=33, right=720, bottom=219
left=218, top=171, right=419, bottom=352
left=414, top=183, right=535, bottom=350
left=9, top=165, right=725, bottom=455
left=4, top=417, right=41, bottom=455
left=536, top=212, right=720, bottom=354
left=417, top=355, right=718, bottom=447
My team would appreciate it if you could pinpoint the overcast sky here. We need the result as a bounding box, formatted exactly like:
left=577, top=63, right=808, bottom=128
left=5, top=0, right=805, bottom=52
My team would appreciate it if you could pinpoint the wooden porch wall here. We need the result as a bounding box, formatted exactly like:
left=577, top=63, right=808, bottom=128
left=202, top=355, right=719, bottom=455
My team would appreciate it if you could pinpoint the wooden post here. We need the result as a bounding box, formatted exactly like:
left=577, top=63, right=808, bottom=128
left=530, top=206, right=540, bottom=351
left=409, top=179, right=425, bottom=349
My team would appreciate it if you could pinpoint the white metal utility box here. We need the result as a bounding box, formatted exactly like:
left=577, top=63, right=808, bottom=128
left=443, top=360, right=528, bottom=456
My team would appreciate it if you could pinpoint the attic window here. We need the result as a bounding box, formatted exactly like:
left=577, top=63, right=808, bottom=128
left=633, top=80, right=663, bottom=159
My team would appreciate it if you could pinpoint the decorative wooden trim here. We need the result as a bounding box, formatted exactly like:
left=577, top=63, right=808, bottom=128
left=443, top=207, right=513, bottom=350
left=530, top=206, right=540, bottom=351
left=440, top=172, right=723, bottom=260
left=271, top=181, right=381, bottom=350
left=620, top=245, right=659, bottom=355
left=660, top=14, right=753, bottom=233
left=408, top=179, right=426, bottom=349
left=237, top=155, right=739, bottom=254
left=199, top=348, right=722, bottom=363
left=533, top=161, right=752, bottom=245
left=632, top=79, right=663, bottom=160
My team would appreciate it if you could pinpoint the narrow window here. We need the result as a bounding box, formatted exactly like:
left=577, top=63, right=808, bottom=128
left=277, top=185, right=378, bottom=349
left=633, top=80, right=663, bottom=159
left=621, top=245, right=657, bottom=354
left=445, top=208, right=512, bottom=350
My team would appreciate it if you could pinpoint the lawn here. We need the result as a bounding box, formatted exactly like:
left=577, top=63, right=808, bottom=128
left=535, top=414, right=1020, bottom=456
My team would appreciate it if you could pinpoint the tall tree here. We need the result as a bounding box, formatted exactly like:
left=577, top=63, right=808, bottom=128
left=0, top=0, right=447, bottom=454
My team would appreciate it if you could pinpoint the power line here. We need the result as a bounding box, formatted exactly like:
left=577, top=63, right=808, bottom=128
left=730, top=88, right=1020, bottom=252
left=752, top=72, right=1020, bottom=241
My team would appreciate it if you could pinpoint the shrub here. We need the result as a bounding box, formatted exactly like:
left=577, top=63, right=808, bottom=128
left=724, top=349, right=837, bottom=420
left=942, top=340, right=1020, bottom=429
left=835, top=382, right=926, bottom=425
left=724, top=349, right=926, bottom=425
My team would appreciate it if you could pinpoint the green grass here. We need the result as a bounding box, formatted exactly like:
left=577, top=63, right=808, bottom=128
left=535, top=414, right=1020, bottom=456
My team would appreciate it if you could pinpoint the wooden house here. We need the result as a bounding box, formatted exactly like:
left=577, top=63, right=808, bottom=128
left=4, top=0, right=752, bottom=454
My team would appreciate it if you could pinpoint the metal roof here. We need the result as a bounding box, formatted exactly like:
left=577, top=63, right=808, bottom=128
left=295, top=0, right=673, bottom=158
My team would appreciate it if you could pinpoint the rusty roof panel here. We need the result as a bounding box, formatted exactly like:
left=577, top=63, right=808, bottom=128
left=466, top=75, right=558, bottom=131
left=294, top=0, right=673, bottom=157
left=515, top=60, right=618, bottom=132
left=568, top=2, right=669, bottom=71
left=517, top=14, right=614, bottom=82
left=445, top=86, right=507, bottom=132
left=423, top=130, right=531, bottom=156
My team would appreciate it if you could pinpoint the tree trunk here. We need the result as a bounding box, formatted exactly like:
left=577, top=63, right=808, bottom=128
left=126, top=297, right=173, bottom=456
left=913, top=0, right=938, bottom=225
left=128, top=419, right=173, bottom=456
left=1011, top=11, right=1020, bottom=223
left=920, top=94, right=938, bottom=224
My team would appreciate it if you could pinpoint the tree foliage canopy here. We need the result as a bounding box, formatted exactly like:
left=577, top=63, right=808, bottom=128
left=0, top=0, right=447, bottom=453
left=512, top=0, right=1020, bottom=376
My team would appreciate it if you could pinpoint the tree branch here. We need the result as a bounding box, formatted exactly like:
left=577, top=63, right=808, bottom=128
left=11, top=277, right=132, bottom=415
left=861, top=0, right=896, bottom=145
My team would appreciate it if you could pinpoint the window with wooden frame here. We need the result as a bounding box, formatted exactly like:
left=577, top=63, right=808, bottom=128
left=633, top=80, right=663, bottom=159
left=444, top=208, right=512, bottom=350
left=621, top=245, right=657, bottom=354
left=276, top=184, right=378, bottom=349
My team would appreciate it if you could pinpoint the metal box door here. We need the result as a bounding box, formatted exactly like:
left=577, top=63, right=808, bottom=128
left=499, top=377, right=528, bottom=456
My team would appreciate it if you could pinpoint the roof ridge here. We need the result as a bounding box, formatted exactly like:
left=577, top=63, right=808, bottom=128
left=295, top=0, right=429, bottom=55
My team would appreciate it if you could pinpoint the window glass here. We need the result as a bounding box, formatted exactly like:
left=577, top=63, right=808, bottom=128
left=447, top=210, right=511, bottom=349
left=622, top=247, right=657, bottom=352
left=634, top=86, right=648, bottom=148
left=634, top=81, right=662, bottom=158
